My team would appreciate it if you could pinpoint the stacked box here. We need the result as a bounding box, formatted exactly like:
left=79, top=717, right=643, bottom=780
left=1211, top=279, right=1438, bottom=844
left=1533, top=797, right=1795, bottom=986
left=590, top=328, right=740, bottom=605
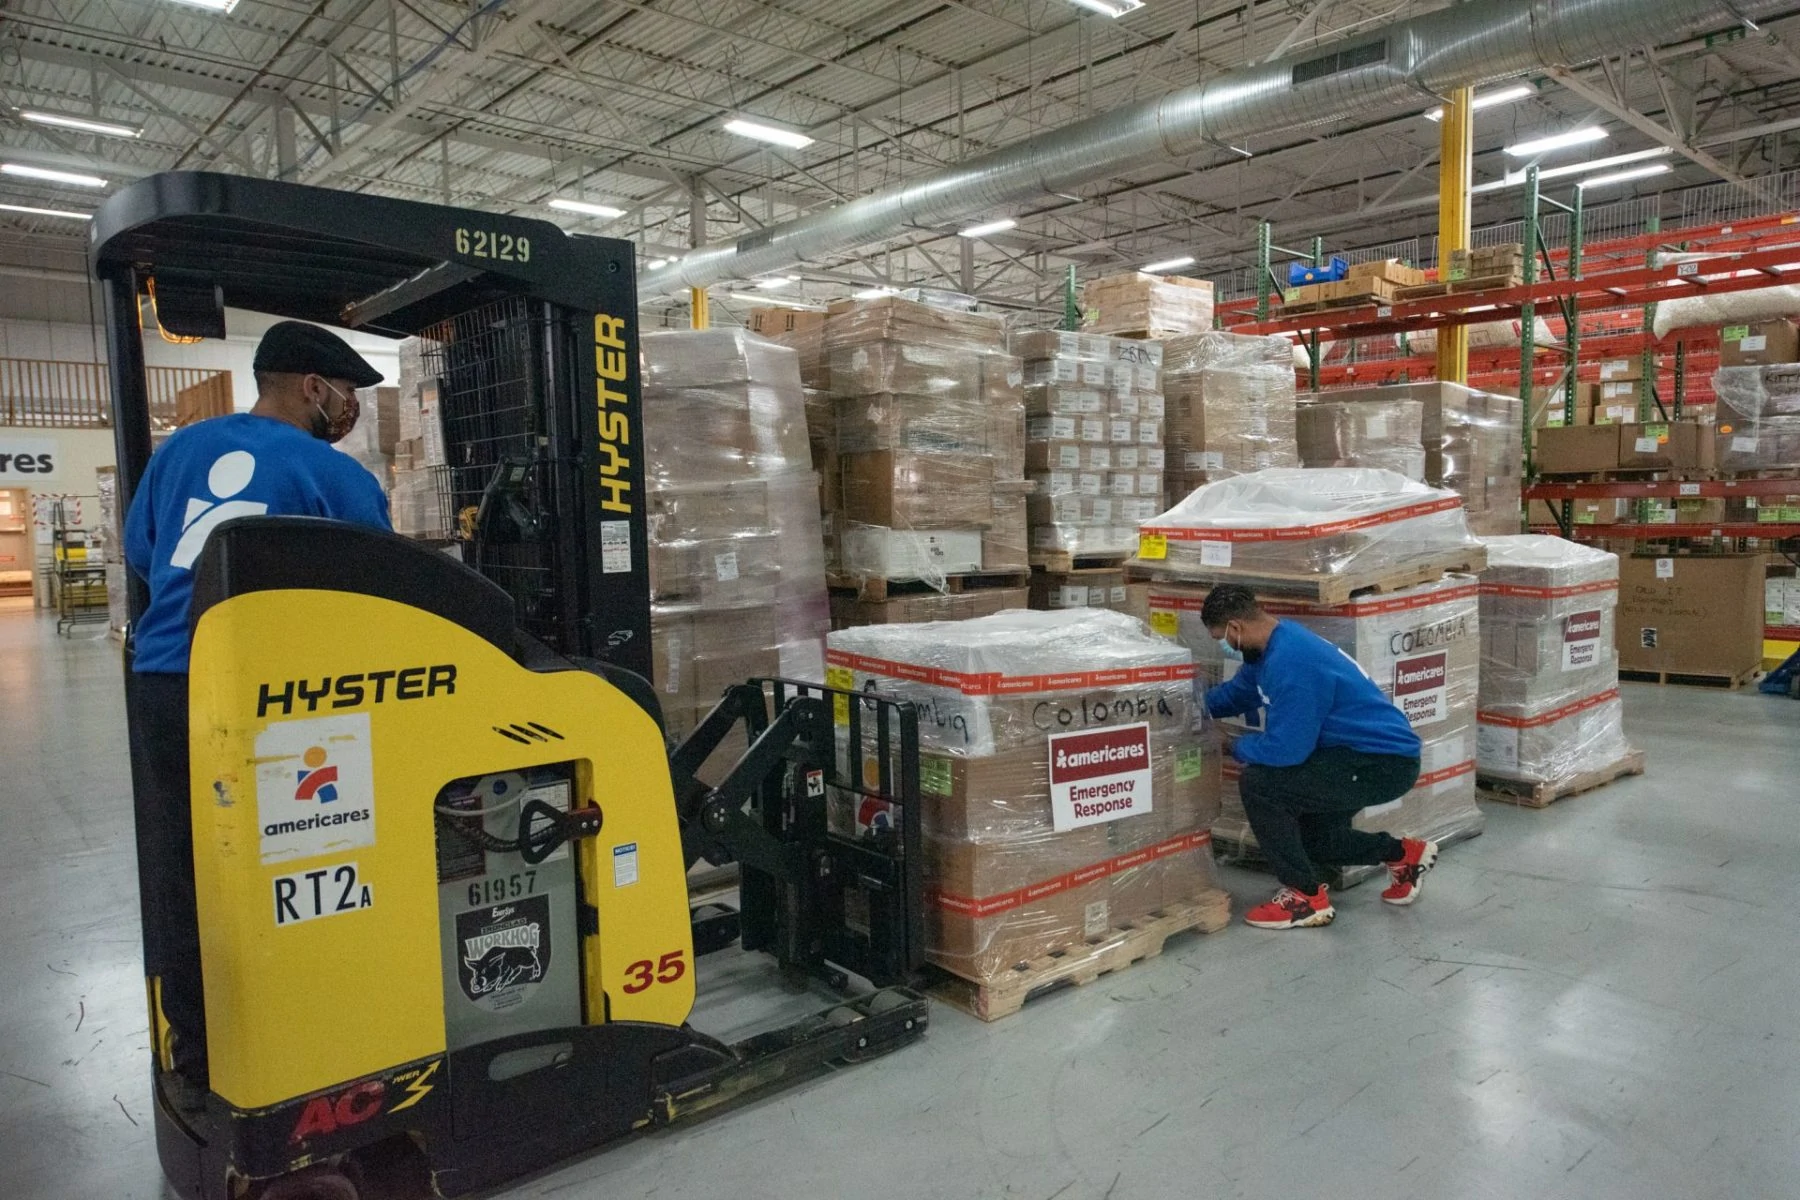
left=1296, top=398, right=1427, bottom=480
left=388, top=339, right=451, bottom=541
left=1446, top=243, right=1525, bottom=283
left=822, top=297, right=1024, bottom=585
left=1713, top=365, right=1800, bottom=471
left=831, top=586, right=1029, bottom=628
left=1145, top=576, right=1484, bottom=863
left=1080, top=272, right=1215, bottom=337
left=1013, top=330, right=1166, bottom=561
left=1028, top=567, right=1147, bottom=617
left=825, top=609, right=1222, bottom=983
left=1308, top=382, right=1523, bottom=535
left=1136, top=467, right=1482, bottom=582
left=1474, top=536, right=1630, bottom=784
left=642, top=329, right=831, bottom=743
left=1160, top=331, right=1299, bottom=505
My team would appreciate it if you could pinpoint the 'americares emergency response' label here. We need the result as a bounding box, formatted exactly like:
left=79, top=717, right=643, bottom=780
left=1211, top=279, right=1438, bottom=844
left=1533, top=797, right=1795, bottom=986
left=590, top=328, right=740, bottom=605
left=1048, top=722, right=1154, bottom=831
left=1562, top=609, right=1603, bottom=671
left=1393, top=652, right=1449, bottom=726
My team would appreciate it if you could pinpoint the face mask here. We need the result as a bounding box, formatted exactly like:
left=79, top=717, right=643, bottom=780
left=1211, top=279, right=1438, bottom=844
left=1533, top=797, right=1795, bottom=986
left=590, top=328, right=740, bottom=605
left=309, top=379, right=360, bottom=444
left=1217, top=636, right=1242, bottom=663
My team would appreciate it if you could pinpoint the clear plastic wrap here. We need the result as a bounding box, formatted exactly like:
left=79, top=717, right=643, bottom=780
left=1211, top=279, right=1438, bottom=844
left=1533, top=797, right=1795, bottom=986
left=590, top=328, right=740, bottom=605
left=1137, top=467, right=1481, bottom=581
left=1013, top=332, right=1165, bottom=562
left=825, top=608, right=1219, bottom=983
left=1651, top=282, right=1800, bottom=339
left=1080, top=272, right=1216, bottom=337
left=1147, top=575, right=1478, bottom=744
left=821, top=296, right=1006, bottom=356
left=1712, top=365, right=1800, bottom=471
left=1476, top=690, right=1630, bottom=786
left=1296, top=399, right=1427, bottom=480
left=1213, top=722, right=1482, bottom=869
left=1161, top=331, right=1300, bottom=502
left=831, top=586, right=1029, bottom=628
left=984, top=481, right=1033, bottom=573
left=1309, top=382, right=1523, bottom=535
left=642, top=330, right=831, bottom=734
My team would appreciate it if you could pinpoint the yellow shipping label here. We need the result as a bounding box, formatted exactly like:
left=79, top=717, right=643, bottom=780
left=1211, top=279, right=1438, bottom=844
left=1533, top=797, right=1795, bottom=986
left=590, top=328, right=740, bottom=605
left=1149, top=609, right=1180, bottom=636
left=826, top=665, right=854, bottom=724
left=1138, top=532, right=1167, bottom=560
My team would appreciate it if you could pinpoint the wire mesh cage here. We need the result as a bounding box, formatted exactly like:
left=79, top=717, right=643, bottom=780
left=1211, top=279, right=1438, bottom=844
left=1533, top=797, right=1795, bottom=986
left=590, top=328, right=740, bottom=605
left=420, top=296, right=570, bottom=649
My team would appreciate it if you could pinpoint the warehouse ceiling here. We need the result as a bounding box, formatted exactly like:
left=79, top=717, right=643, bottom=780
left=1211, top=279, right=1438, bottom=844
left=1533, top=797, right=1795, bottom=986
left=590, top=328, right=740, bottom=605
left=2, top=0, right=1800, bottom=323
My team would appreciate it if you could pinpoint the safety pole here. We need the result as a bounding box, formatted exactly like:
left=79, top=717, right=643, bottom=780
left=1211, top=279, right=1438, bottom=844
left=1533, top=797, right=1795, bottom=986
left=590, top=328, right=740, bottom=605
left=1435, top=86, right=1472, bottom=387
left=690, top=287, right=709, bottom=330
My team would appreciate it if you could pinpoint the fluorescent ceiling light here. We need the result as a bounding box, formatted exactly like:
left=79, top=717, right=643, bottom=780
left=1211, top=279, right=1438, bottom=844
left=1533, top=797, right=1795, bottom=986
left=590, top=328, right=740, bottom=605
left=1505, top=126, right=1609, bottom=157
left=20, top=112, right=140, bottom=139
left=853, top=287, right=896, bottom=300
left=1577, top=163, right=1672, bottom=190
left=755, top=275, right=801, bottom=289
left=1423, top=84, right=1534, bottom=121
left=163, top=0, right=240, bottom=10
left=0, top=162, right=106, bottom=188
left=1472, top=146, right=1674, bottom=194
left=726, top=292, right=821, bottom=309
left=723, top=118, right=813, bottom=149
left=0, top=202, right=91, bottom=220
left=1066, top=0, right=1145, bottom=15
left=548, top=197, right=624, bottom=218
left=1143, top=255, right=1196, bottom=273
left=959, top=218, right=1016, bottom=238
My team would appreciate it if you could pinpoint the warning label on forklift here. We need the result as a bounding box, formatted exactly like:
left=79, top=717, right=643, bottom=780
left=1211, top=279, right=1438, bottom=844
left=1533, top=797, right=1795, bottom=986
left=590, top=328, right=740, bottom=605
left=457, top=894, right=551, bottom=1011
left=612, top=842, right=639, bottom=887
left=600, top=520, right=631, bottom=574
left=255, top=713, right=377, bottom=864
left=1047, top=722, right=1153, bottom=832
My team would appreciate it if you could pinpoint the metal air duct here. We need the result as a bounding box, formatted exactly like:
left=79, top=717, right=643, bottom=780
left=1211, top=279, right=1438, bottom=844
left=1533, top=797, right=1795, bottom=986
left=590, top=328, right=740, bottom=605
left=643, top=0, right=1782, bottom=295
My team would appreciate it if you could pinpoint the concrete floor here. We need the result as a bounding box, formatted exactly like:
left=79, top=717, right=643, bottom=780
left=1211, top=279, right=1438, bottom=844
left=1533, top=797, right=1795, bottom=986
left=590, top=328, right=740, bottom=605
left=3, top=607, right=1798, bottom=1200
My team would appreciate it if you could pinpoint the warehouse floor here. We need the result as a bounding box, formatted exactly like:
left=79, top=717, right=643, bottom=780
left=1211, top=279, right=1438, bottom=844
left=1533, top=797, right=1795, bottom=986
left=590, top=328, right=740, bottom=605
left=4, top=609, right=1798, bottom=1200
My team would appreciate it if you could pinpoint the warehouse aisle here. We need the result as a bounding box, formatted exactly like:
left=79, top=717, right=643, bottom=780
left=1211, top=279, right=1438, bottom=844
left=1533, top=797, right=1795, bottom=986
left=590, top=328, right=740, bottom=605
left=2, top=609, right=1796, bottom=1200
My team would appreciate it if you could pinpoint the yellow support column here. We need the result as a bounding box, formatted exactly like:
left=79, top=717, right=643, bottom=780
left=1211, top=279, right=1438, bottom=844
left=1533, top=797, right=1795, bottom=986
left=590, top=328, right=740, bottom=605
left=689, top=286, right=709, bottom=330
left=1436, top=87, right=1472, bottom=385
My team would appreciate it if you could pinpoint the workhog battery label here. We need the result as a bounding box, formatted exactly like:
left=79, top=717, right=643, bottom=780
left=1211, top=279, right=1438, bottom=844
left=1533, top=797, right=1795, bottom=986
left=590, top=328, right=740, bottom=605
left=1047, top=722, right=1153, bottom=832
left=1562, top=610, right=1603, bottom=671
left=457, top=894, right=551, bottom=1012
left=1393, top=652, right=1449, bottom=726
left=254, top=713, right=376, bottom=865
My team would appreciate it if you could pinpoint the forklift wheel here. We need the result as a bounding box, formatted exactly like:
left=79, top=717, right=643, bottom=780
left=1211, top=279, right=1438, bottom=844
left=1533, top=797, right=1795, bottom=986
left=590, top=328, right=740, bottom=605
left=252, top=1166, right=360, bottom=1200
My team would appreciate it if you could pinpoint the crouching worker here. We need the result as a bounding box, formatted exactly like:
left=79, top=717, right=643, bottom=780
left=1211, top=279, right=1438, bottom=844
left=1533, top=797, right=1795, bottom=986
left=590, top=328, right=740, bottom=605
left=1200, top=585, right=1438, bottom=929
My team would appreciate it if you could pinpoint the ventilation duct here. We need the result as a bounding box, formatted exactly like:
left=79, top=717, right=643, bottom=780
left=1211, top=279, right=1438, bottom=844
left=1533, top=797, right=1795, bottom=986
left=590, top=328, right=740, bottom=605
left=643, top=0, right=1782, bottom=296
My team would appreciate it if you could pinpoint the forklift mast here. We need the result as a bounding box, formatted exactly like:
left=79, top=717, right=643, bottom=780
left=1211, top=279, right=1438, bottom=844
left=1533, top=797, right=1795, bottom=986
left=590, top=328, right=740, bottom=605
left=92, top=170, right=652, bottom=678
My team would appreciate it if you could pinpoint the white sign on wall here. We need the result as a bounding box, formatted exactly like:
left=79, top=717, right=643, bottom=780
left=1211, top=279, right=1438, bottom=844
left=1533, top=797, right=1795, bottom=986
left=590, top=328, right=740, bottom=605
left=0, top=437, right=61, bottom=483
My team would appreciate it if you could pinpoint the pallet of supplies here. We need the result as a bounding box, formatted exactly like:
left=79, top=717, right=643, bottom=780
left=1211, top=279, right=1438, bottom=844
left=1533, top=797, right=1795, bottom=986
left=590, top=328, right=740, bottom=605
left=1713, top=365, right=1800, bottom=472
left=1296, top=398, right=1427, bottom=481
left=824, top=609, right=1228, bottom=1016
left=1160, top=330, right=1299, bottom=507
left=1080, top=271, right=1216, bottom=337
left=1134, top=467, right=1485, bottom=600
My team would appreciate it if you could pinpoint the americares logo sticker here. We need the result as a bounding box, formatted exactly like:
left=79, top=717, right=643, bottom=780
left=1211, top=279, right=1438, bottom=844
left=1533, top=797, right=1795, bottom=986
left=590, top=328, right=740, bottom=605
left=255, top=713, right=376, bottom=864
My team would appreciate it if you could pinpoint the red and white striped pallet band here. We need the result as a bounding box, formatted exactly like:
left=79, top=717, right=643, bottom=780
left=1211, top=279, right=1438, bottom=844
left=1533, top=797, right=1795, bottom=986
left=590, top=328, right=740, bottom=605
left=1477, top=688, right=1620, bottom=730
left=928, top=830, right=1212, bottom=918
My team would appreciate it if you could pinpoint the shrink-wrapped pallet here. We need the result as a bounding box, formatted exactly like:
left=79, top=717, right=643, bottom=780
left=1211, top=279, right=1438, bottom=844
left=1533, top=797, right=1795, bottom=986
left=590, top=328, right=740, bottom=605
left=1080, top=272, right=1216, bottom=337
left=826, top=609, right=1222, bottom=983
left=1712, top=365, right=1800, bottom=471
left=1161, top=331, right=1299, bottom=504
left=1475, top=535, right=1633, bottom=786
left=642, top=329, right=831, bottom=741
left=1296, top=398, right=1427, bottom=481
left=1012, top=331, right=1166, bottom=561
left=1136, top=467, right=1481, bottom=583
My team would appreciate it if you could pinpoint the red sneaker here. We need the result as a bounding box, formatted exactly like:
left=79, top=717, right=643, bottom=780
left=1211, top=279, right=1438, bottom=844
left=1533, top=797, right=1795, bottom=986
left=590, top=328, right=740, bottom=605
left=1382, top=838, right=1440, bottom=906
left=1244, top=885, right=1335, bottom=929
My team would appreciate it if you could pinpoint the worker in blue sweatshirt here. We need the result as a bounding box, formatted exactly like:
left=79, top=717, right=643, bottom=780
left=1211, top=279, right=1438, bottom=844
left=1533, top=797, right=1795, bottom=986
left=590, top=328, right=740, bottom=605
left=1200, top=584, right=1437, bottom=929
left=123, top=321, right=390, bottom=1098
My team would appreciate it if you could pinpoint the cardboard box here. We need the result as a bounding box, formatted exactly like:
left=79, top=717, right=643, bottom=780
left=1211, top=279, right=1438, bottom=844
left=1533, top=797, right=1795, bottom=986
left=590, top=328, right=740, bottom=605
left=1347, top=258, right=1427, bottom=287
left=1029, top=568, right=1129, bottom=611
left=1591, top=401, right=1638, bottom=426
left=983, top=483, right=1032, bottom=573
left=1534, top=425, right=1619, bottom=474
left=839, top=527, right=985, bottom=580
left=1616, top=422, right=1714, bottom=472
left=1595, top=356, right=1646, bottom=382
left=749, top=308, right=827, bottom=336
left=1720, top=319, right=1800, bottom=367
left=839, top=451, right=995, bottom=528
left=1288, top=277, right=1395, bottom=306
left=831, top=586, right=1027, bottom=629
left=1597, top=379, right=1649, bottom=409
left=1616, top=554, right=1764, bottom=677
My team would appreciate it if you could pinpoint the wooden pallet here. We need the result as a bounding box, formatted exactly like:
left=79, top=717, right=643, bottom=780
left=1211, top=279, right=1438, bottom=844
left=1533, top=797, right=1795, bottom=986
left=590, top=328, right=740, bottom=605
left=1279, top=292, right=1392, bottom=314
left=1030, top=550, right=1134, bottom=573
left=931, top=892, right=1231, bottom=1022
left=1478, top=749, right=1646, bottom=810
left=826, top=569, right=1029, bottom=603
left=1618, top=666, right=1760, bottom=690
left=1127, top=546, right=1487, bottom=605
left=1394, top=273, right=1524, bottom=302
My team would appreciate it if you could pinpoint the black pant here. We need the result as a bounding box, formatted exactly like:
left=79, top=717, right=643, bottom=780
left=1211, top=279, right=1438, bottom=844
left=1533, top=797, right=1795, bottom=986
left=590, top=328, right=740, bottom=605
left=126, top=670, right=206, bottom=1082
left=1238, top=746, right=1421, bottom=893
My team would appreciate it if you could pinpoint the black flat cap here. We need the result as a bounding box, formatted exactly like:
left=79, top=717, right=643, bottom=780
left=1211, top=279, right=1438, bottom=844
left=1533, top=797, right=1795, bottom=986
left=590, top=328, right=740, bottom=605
left=253, top=320, right=384, bottom=387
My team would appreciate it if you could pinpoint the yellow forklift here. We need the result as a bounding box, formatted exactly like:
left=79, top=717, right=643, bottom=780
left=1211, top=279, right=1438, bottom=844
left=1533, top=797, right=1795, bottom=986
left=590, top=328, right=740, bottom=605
left=94, top=172, right=928, bottom=1200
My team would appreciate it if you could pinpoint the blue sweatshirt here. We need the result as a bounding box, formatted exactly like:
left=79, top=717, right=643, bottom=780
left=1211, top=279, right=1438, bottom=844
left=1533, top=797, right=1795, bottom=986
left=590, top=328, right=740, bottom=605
left=1203, top=620, right=1422, bottom=767
left=124, top=413, right=391, bottom=674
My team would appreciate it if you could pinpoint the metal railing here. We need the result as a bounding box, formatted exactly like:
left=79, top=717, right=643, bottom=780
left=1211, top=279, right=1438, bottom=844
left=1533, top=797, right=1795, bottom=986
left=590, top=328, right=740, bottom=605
left=0, top=358, right=224, bottom=429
